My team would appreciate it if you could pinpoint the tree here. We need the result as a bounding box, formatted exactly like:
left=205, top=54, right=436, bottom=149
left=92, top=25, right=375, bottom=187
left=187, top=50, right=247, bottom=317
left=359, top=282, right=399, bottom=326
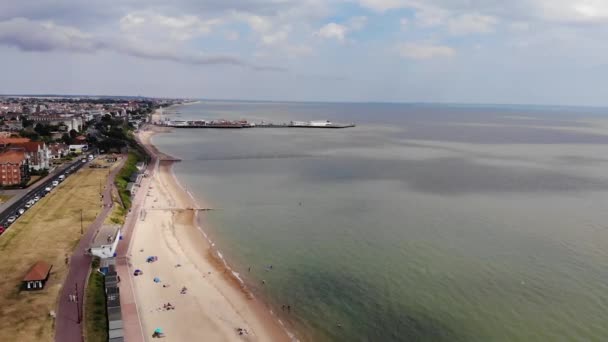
left=21, top=117, right=34, bottom=128
left=69, top=129, right=79, bottom=139
left=61, top=133, right=72, bottom=145
left=34, top=123, right=51, bottom=136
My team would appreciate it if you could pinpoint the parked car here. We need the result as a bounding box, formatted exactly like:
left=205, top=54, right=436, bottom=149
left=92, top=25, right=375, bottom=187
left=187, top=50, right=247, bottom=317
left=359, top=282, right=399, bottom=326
left=34, top=196, right=40, bottom=202
left=0, top=226, right=5, bottom=235
left=18, top=208, right=25, bottom=215
left=25, top=202, right=32, bottom=208
left=45, top=187, right=52, bottom=192
left=52, top=181, right=59, bottom=187
left=59, top=175, right=65, bottom=181
left=7, top=216, right=16, bottom=223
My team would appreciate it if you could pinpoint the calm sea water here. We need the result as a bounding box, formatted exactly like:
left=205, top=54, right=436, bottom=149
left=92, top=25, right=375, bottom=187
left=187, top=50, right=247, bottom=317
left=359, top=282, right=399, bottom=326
left=152, top=101, right=608, bottom=341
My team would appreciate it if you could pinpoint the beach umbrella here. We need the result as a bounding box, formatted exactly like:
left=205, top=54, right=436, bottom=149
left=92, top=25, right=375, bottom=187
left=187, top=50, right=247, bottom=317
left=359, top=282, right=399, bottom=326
left=153, top=277, right=160, bottom=283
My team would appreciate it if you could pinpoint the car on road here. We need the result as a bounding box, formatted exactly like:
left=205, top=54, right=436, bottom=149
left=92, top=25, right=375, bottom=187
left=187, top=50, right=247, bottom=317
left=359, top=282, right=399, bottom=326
left=0, top=226, right=5, bottom=235
left=18, top=208, right=25, bottom=215
left=59, top=174, right=65, bottom=181
left=25, top=202, right=32, bottom=208
left=34, top=196, right=40, bottom=202
left=52, top=180, right=59, bottom=187
left=7, top=216, right=16, bottom=224
left=81, top=159, right=87, bottom=163
left=45, top=186, right=52, bottom=192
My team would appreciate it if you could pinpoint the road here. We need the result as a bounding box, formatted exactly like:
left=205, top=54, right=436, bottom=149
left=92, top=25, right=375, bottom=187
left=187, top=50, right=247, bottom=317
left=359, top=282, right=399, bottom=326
left=54, top=155, right=126, bottom=342
left=0, top=152, right=99, bottom=230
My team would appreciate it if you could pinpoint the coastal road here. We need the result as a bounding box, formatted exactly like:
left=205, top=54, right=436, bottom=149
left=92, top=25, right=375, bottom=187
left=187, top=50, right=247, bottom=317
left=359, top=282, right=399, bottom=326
left=0, top=157, right=90, bottom=230
left=114, top=132, right=158, bottom=342
left=54, top=156, right=125, bottom=342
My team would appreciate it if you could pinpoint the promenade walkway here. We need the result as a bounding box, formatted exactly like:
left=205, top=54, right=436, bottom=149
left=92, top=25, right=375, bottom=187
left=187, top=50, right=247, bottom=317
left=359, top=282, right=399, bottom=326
left=115, top=135, right=158, bottom=342
left=54, top=157, right=125, bottom=342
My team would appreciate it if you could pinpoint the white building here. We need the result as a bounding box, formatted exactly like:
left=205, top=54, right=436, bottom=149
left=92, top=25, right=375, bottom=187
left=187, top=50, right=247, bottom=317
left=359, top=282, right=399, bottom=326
left=91, top=225, right=121, bottom=259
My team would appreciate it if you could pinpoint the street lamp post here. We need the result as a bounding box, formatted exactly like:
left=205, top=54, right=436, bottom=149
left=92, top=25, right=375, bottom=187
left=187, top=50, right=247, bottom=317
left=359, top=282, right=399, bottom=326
left=75, top=282, right=81, bottom=324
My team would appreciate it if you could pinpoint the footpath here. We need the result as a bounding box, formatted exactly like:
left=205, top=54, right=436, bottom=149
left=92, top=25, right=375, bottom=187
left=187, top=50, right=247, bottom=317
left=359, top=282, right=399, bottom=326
left=54, top=157, right=125, bottom=342
left=114, top=134, right=158, bottom=342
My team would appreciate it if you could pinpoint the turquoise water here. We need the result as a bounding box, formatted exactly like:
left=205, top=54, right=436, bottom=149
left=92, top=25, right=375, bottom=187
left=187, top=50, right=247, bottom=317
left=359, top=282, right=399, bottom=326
left=153, top=102, right=608, bottom=341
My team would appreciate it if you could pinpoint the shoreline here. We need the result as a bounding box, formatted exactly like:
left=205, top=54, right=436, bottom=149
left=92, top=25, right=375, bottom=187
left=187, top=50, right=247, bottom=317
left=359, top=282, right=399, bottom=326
left=131, top=110, right=293, bottom=341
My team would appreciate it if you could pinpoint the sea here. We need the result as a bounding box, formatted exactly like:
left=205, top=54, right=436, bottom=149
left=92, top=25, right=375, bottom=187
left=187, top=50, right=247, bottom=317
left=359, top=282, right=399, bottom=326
left=152, top=101, right=608, bottom=341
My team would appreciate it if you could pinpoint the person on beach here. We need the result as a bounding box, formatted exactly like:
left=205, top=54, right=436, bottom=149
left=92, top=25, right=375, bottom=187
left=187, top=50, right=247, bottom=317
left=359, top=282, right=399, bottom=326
left=287, top=305, right=291, bottom=313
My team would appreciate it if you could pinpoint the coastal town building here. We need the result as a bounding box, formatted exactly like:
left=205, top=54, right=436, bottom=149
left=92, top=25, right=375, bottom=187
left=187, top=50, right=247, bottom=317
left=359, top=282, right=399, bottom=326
left=22, top=261, right=52, bottom=290
left=28, top=114, right=84, bottom=132
left=0, top=150, right=29, bottom=186
left=3, top=120, right=23, bottom=131
left=91, top=225, right=122, bottom=259
left=49, top=143, right=69, bottom=159
left=69, top=144, right=88, bottom=153
left=9, top=141, right=51, bottom=171
left=0, top=137, right=31, bottom=147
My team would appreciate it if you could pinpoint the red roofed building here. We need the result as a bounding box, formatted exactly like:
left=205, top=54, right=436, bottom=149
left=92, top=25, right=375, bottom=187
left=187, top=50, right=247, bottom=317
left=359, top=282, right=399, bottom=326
left=0, top=150, right=29, bottom=186
left=0, top=137, right=31, bottom=147
left=22, top=261, right=53, bottom=290
left=9, top=141, right=51, bottom=171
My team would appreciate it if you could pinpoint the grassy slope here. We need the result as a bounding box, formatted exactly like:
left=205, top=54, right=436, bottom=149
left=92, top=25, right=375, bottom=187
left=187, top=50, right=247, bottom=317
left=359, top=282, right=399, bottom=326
left=114, top=151, right=141, bottom=210
left=84, top=257, right=108, bottom=342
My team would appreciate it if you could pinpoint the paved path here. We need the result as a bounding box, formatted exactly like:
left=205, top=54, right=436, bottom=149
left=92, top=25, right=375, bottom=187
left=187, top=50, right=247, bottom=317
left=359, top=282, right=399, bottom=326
left=115, top=135, right=158, bottom=342
left=54, top=157, right=126, bottom=342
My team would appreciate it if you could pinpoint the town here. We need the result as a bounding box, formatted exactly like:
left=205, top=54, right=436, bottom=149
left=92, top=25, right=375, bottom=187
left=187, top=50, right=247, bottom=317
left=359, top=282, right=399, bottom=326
left=0, top=95, right=185, bottom=342
left=0, top=96, right=179, bottom=187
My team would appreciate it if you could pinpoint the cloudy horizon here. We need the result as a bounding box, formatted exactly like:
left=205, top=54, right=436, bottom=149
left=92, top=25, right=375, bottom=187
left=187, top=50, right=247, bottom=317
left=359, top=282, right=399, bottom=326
left=1, top=1, right=608, bottom=106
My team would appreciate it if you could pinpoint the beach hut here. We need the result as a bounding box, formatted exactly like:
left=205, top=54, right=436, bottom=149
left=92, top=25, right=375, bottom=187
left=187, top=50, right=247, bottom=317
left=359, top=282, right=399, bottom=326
left=22, top=261, right=52, bottom=290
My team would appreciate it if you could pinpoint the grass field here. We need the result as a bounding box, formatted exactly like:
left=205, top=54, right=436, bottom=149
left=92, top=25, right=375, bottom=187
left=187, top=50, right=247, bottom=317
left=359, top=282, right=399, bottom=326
left=0, top=167, right=111, bottom=342
left=84, top=257, right=108, bottom=342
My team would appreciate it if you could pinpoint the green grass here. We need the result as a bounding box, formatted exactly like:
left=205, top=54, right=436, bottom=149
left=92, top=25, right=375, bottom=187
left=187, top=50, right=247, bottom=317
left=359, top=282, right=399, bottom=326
left=115, top=151, right=142, bottom=210
left=84, top=257, right=108, bottom=342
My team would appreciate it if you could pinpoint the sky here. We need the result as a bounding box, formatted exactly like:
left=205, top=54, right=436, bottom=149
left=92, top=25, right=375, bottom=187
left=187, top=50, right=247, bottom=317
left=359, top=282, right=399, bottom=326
left=1, top=0, right=608, bottom=106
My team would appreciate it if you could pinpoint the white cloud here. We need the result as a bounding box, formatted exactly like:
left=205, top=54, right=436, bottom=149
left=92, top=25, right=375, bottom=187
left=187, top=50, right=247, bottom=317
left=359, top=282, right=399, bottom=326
left=398, top=42, right=455, bottom=60
left=120, top=12, right=222, bottom=41
left=235, top=13, right=273, bottom=33
left=533, top=0, right=608, bottom=23
left=316, top=23, right=348, bottom=41
left=447, top=13, right=498, bottom=35
left=414, top=6, right=448, bottom=27
left=0, top=17, right=101, bottom=52
left=0, top=17, right=283, bottom=71
left=261, top=27, right=290, bottom=45
left=315, top=16, right=368, bottom=42
left=358, top=0, right=407, bottom=12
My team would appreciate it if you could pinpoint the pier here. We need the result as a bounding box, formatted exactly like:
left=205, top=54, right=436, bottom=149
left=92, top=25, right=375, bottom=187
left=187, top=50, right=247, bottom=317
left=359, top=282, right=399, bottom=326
left=157, top=119, right=356, bottom=129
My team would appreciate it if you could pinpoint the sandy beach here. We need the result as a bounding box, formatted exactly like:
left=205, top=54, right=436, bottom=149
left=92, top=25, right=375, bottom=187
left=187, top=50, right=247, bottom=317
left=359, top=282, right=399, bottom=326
left=128, top=117, right=290, bottom=341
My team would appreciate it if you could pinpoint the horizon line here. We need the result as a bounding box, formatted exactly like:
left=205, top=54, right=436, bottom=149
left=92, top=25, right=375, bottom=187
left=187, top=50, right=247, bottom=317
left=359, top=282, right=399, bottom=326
left=1, top=93, right=607, bottom=110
